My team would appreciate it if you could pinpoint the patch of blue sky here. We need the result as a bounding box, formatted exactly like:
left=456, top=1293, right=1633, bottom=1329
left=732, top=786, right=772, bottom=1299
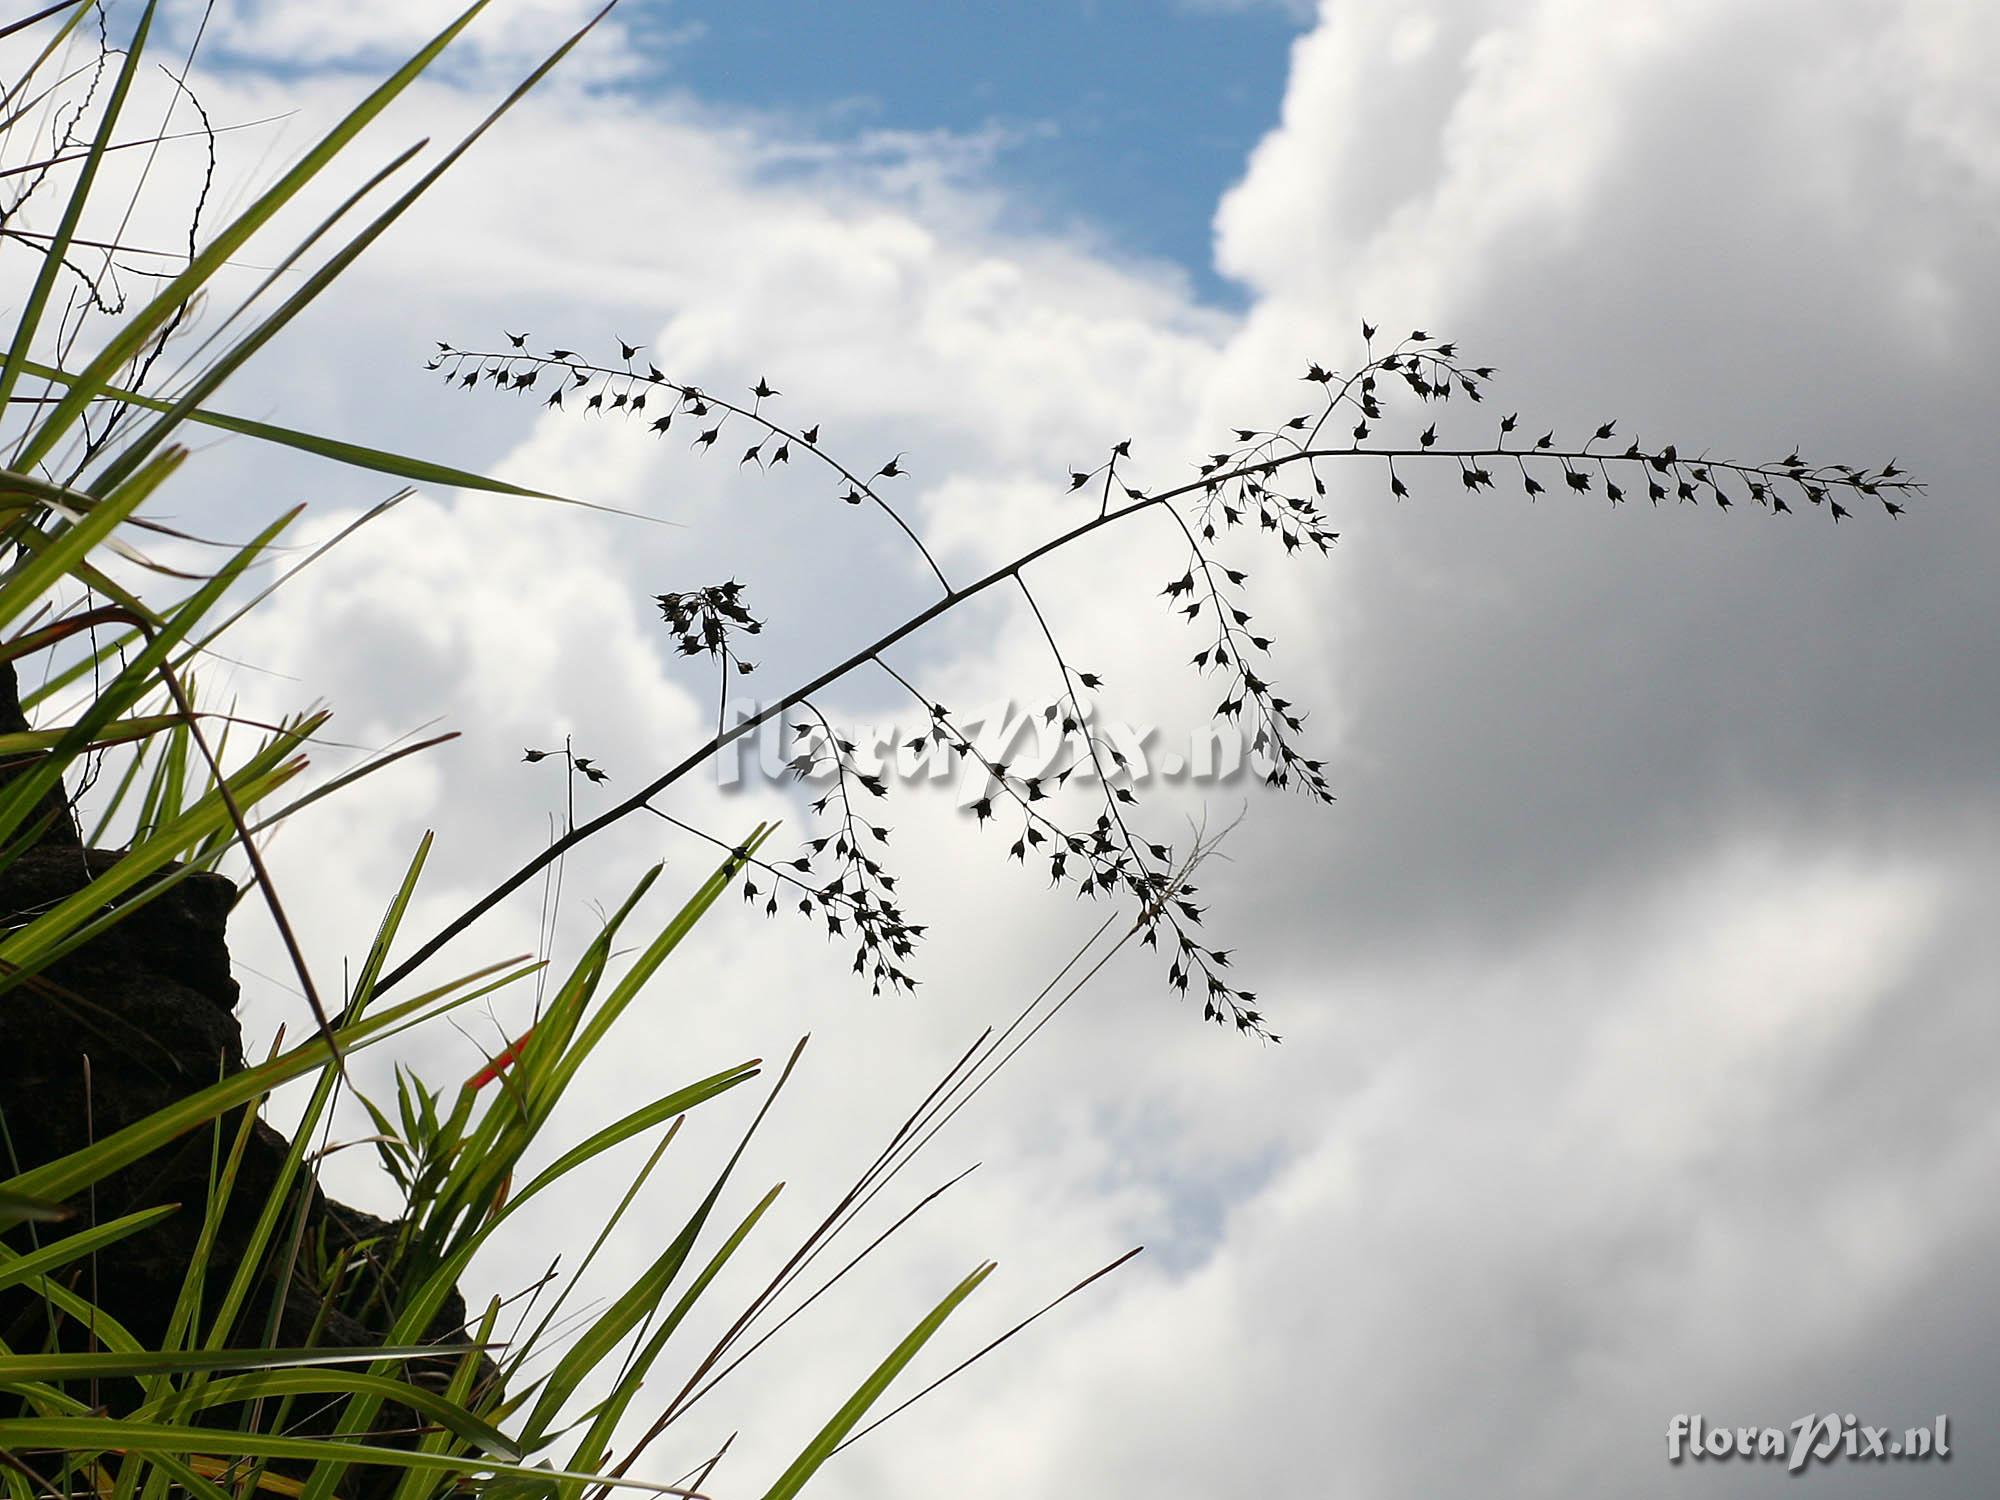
left=641, top=0, right=1309, bottom=307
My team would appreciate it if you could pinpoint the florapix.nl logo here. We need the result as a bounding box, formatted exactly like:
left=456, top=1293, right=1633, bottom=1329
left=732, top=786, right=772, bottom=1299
left=714, top=697, right=1286, bottom=805
left=1667, top=1413, right=1950, bottom=1473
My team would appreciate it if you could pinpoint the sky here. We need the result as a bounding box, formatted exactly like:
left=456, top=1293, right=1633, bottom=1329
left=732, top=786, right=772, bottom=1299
left=7, top=1, right=2000, bottom=1496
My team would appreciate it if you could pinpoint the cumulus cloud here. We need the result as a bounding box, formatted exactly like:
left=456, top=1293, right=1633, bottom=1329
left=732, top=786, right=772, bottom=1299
left=167, top=0, right=662, bottom=81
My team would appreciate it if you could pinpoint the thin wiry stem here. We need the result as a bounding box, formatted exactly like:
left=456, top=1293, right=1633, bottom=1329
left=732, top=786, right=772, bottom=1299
left=664, top=1162, right=980, bottom=1428
left=0, top=117, right=269, bottom=180
left=376, top=477, right=1152, bottom=993
left=640, top=800, right=878, bottom=922
left=377, top=424, right=1907, bottom=1001
left=436, top=345, right=955, bottom=593
left=431, top=327, right=1915, bottom=1037
left=677, top=834, right=1221, bottom=1439
left=0, top=0, right=92, bottom=46
left=867, top=656, right=1153, bottom=911
left=1013, top=572, right=1149, bottom=862
left=833, top=1245, right=1146, bottom=1456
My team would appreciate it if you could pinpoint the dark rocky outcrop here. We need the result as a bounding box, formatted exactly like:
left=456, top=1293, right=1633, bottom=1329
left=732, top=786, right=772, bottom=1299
left=0, top=662, right=485, bottom=1491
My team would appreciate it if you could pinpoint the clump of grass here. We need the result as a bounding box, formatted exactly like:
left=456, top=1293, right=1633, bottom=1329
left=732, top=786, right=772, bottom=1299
left=0, top=6, right=1067, bottom=1498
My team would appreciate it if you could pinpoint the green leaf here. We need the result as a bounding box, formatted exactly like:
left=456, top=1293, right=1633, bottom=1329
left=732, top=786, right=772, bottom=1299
left=140, top=1369, right=519, bottom=1462
left=0, top=1344, right=483, bottom=1383
left=0, top=504, right=296, bottom=851
left=0, top=1249, right=145, bottom=1354
left=81, top=2, right=633, bottom=520
left=0, top=0, right=157, bottom=425
left=23, top=356, right=584, bottom=508
left=560, top=1183, right=782, bottom=1486
left=0, top=1205, right=175, bottom=1288
left=0, top=1419, right=691, bottom=1492
left=0, top=733, right=308, bottom=986
left=0, top=958, right=524, bottom=1206
left=0, top=1185, right=73, bottom=1230
left=0, top=710, right=186, bottom=755
left=760, top=1262, right=997, bottom=1500
left=12, top=2, right=494, bottom=469
left=21, top=356, right=584, bottom=506
left=0, top=446, right=182, bottom=636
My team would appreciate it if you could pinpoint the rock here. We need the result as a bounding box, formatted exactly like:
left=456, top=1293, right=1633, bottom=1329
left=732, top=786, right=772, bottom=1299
left=0, top=663, right=491, bottom=1498
left=0, top=657, right=82, bottom=847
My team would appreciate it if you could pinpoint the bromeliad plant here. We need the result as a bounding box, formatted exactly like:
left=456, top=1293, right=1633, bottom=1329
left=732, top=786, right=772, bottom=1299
left=0, top=5, right=1025, bottom=1500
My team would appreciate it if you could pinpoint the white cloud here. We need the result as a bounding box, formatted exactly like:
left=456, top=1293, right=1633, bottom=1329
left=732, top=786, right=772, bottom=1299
left=171, top=0, right=654, bottom=81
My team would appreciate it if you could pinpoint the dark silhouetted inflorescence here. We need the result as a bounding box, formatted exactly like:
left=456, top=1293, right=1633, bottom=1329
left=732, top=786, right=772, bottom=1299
left=434, top=324, right=1918, bottom=1040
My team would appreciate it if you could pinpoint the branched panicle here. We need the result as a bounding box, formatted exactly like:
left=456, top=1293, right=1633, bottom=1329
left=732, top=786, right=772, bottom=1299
left=654, top=580, right=762, bottom=741
left=764, top=706, right=921, bottom=995
left=872, top=667, right=1266, bottom=1035
left=452, top=326, right=1917, bottom=1041
left=521, top=743, right=608, bottom=785
left=656, top=581, right=763, bottom=674
left=432, top=338, right=950, bottom=589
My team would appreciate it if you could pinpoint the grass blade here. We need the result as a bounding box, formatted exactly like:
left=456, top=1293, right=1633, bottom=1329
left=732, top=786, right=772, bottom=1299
left=12, top=3, right=494, bottom=469
left=0, top=0, right=157, bottom=428
left=0, top=1206, right=175, bottom=1290
left=20, top=357, right=588, bottom=507
left=758, top=1262, right=996, bottom=1500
